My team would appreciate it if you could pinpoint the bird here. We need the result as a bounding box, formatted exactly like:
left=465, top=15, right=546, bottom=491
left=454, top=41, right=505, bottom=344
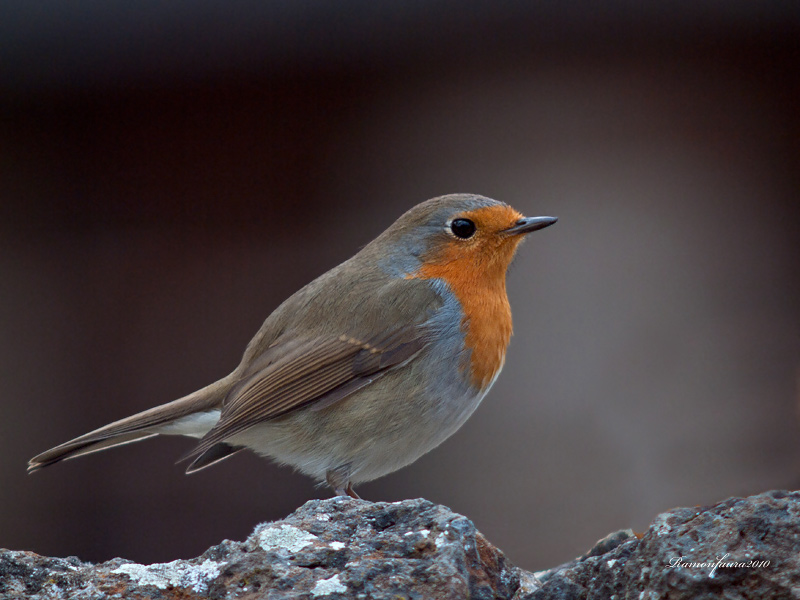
left=28, top=194, right=557, bottom=498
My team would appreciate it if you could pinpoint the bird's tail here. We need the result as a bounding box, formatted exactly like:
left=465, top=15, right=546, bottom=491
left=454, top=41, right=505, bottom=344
left=27, top=376, right=232, bottom=473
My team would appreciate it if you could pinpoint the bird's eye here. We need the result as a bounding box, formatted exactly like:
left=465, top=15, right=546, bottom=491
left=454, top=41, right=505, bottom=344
left=450, top=218, right=476, bottom=239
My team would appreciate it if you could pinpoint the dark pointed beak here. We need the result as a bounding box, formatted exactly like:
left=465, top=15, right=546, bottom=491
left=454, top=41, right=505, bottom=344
left=502, top=216, right=558, bottom=236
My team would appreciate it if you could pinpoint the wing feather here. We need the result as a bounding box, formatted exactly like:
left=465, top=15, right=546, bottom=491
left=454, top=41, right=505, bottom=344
left=183, top=323, right=429, bottom=462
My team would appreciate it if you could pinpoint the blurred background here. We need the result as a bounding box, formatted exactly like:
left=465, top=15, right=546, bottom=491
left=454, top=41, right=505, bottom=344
left=2, top=1, right=799, bottom=572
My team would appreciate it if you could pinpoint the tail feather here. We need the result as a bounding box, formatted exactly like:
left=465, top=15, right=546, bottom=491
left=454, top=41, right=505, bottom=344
left=185, top=443, right=244, bottom=473
left=27, top=432, right=160, bottom=472
left=28, top=376, right=232, bottom=473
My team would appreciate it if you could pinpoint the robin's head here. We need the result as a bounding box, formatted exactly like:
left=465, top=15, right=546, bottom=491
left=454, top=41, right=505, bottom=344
left=371, top=194, right=557, bottom=279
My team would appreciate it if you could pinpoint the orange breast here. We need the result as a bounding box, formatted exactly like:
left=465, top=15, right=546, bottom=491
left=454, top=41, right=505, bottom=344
left=408, top=205, right=524, bottom=389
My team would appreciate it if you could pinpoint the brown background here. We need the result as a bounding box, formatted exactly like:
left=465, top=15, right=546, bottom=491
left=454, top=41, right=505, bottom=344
left=2, top=2, right=799, bottom=571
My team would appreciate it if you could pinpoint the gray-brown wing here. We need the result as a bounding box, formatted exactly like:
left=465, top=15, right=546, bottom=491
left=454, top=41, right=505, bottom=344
left=183, top=324, right=429, bottom=462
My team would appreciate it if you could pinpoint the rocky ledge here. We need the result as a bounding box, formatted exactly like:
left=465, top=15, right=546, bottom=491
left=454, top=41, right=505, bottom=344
left=2, top=490, right=799, bottom=599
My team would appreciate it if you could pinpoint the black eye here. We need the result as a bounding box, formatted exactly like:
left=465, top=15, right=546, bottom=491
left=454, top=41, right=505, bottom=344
left=450, top=218, right=476, bottom=239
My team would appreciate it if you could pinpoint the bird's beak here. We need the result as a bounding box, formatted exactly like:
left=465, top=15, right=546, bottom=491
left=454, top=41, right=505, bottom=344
left=502, top=216, right=558, bottom=236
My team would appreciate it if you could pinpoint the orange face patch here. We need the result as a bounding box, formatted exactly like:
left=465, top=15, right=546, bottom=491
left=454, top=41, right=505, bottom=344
left=409, top=204, right=526, bottom=389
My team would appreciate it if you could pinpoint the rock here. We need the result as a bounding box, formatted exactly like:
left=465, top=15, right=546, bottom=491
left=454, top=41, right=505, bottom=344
left=528, top=490, right=800, bottom=599
left=0, top=497, right=518, bottom=600
left=1, top=491, right=798, bottom=599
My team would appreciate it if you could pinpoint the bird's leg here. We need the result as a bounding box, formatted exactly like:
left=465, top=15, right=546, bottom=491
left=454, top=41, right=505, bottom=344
left=326, top=467, right=359, bottom=498
left=345, top=482, right=361, bottom=499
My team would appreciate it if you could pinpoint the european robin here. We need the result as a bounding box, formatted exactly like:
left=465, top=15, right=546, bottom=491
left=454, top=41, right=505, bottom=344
left=28, top=194, right=557, bottom=498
